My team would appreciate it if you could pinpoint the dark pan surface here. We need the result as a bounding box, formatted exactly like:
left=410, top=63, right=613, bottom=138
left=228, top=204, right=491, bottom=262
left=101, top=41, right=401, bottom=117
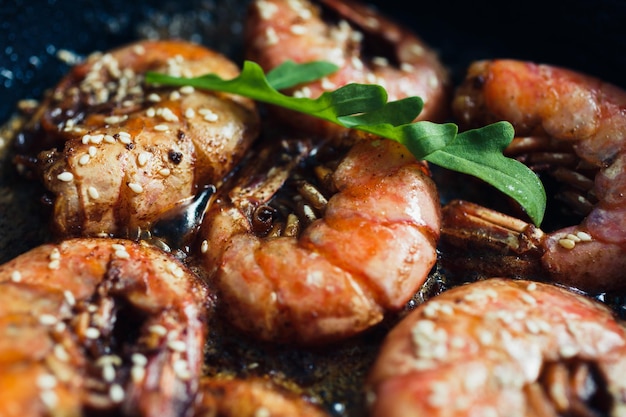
left=1, top=0, right=625, bottom=416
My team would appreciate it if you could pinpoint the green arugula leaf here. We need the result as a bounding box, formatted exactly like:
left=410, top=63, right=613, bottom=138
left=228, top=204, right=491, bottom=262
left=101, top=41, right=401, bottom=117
left=145, top=60, right=546, bottom=226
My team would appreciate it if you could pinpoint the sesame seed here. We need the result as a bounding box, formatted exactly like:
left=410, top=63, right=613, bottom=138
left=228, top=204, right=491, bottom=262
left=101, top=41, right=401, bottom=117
left=48, top=259, right=60, bottom=270
left=37, top=374, right=58, bottom=390
left=85, top=327, right=101, bottom=339
left=199, top=108, right=219, bottom=122
left=159, top=168, right=171, bottom=176
left=350, top=56, right=364, bottom=70
left=79, top=154, right=91, bottom=165
left=184, top=108, right=195, bottom=119
left=53, top=344, right=70, bottom=362
left=88, top=186, right=100, bottom=200
left=153, top=124, right=169, bottom=132
left=158, top=107, right=179, bottom=122
left=39, top=390, right=58, bottom=408
left=566, top=233, right=581, bottom=242
left=104, top=115, right=128, bottom=124
left=290, top=24, right=307, bottom=35
left=558, top=238, right=576, bottom=249
left=131, top=366, right=146, bottom=382
left=200, top=240, right=209, bottom=253
left=104, top=134, right=116, bottom=144
left=114, top=249, right=130, bottom=259
left=82, top=134, right=91, bottom=144
left=11, top=270, right=22, bottom=282
left=265, top=27, right=279, bottom=45
left=148, top=93, right=161, bottom=102
left=137, top=152, right=150, bottom=167
left=526, top=282, right=537, bottom=291
left=131, top=353, right=148, bottom=366
left=149, top=324, right=168, bottom=336
left=39, top=314, right=58, bottom=326
left=63, top=290, right=76, bottom=306
left=102, top=364, right=116, bottom=382
left=57, top=172, right=74, bottom=182
left=90, top=134, right=104, bottom=144
left=169, top=91, right=181, bottom=101
left=167, top=263, right=185, bottom=278
left=576, top=231, right=592, bottom=241
left=109, top=384, right=125, bottom=403
left=401, top=63, right=415, bottom=72
left=128, top=182, right=143, bottom=194
left=167, top=340, right=187, bottom=352
left=255, top=407, right=271, bottom=417
left=179, top=86, right=194, bottom=94
left=96, top=355, right=122, bottom=367
left=173, top=359, right=192, bottom=380
left=372, top=56, right=389, bottom=67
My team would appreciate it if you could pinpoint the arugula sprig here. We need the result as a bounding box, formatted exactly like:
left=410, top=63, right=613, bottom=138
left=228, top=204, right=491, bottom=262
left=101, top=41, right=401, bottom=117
left=146, top=60, right=546, bottom=225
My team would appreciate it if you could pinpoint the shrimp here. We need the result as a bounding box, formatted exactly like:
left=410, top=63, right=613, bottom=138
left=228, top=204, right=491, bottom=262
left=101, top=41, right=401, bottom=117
left=445, top=59, right=626, bottom=292
left=244, top=0, right=450, bottom=139
left=197, top=135, right=441, bottom=345
left=14, top=39, right=259, bottom=239
left=193, top=376, right=330, bottom=417
left=0, top=237, right=209, bottom=417
left=365, top=277, right=626, bottom=417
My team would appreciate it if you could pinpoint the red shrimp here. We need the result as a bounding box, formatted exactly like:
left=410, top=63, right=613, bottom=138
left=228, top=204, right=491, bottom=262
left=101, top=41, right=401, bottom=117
left=14, top=39, right=259, bottom=239
left=0, top=238, right=209, bottom=417
left=244, top=0, right=450, bottom=139
left=197, top=135, right=441, bottom=345
left=366, top=277, right=626, bottom=417
left=445, top=59, right=626, bottom=292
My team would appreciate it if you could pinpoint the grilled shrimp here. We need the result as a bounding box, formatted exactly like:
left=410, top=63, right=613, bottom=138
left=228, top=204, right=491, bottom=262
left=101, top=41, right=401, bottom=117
left=446, top=59, right=626, bottom=292
left=197, top=135, right=441, bottom=345
left=244, top=0, right=450, bottom=138
left=14, top=39, right=259, bottom=239
left=0, top=238, right=209, bottom=417
left=366, top=277, right=626, bottom=417
left=193, top=376, right=329, bottom=417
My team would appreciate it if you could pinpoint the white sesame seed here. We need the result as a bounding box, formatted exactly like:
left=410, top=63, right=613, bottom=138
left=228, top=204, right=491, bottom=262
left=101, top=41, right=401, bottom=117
left=54, top=344, right=70, bottom=362
left=146, top=107, right=156, bottom=118
left=255, top=407, right=271, bottom=417
left=173, top=359, right=192, bottom=380
left=149, top=324, right=168, bottom=336
left=39, top=390, right=58, bottom=408
left=184, top=108, right=195, bottom=119
left=82, top=134, right=91, bottom=144
left=167, top=340, right=187, bottom=352
left=265, top=27, right=279, bottom=45
left=153, top=124, right=169, bottom=132
left=137, top=152, right=151, bottom=167
left=372, top=56, right=389, bottom=67
left=57, top=172, right=74, bottom=182
left=102, top=364, right=116, bottom=382
left=88, top=186, right=100, bottom=200
left=128, top=182, right=143, bottom=193
left=558, top=238, right=576, bottom=249
left=96, top=355, right=122, bottom=367
left=158, top=107, right=179, bottom=122
left=49, top=248, right=61, bottom=261
left=85, top=327, right=101, bottom=339
left=109, top=384, right=125, bottom=403
left=90, top=134, right=104, bottom=144
left=63, top=290, right=76, bottom=306
left=111, top=243, right=125, bottom=251
left=179, top=85, right=194, bottom=94
left=290, top=24, right=307, bottom=35
left=104, top=115, right=128, bottom=124
left=131, top=353, right=148, bottom=366
left=200, top=240, right=209, bottom=254
left=159, top=168, right=171, bottom=176
left=148, top=93, right=161, bottom=102
left=351, top=56, right=364, bottom=70
left=131, top=365, right=146, bottom=382
left=37, top=374, right=58, bottom=390
left=169, top=91, right=181, bottom=101
left=401, top=63, right=415, bottom=73
left=48, top=259, right=60, bottom=270
left=114, top=249, right=130, bottom=259
left=11, top=270, right=22, bottom=282
left=39, top=314, right=58, bottom=326
left=79, top=154, right=91, bottom=165
left=54, top=322, right=66, bottom=333
left=104, top=134, right=116, bottom=144
left=88, top=146, right=97, bottom=157
left=576, top=231, right=592, bottom=242
left=526, top=282, right=537, bottom=291
left=167, top=263, right=185, bottom=279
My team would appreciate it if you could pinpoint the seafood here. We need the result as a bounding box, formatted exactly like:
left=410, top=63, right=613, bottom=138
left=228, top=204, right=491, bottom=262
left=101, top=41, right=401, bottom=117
left=0, top=238, right=209, bottom=417
left=197, top=135, right=441, bottom=345
left=193, top=376, right=329, bottom=417
left=365, top=277, right=626, bottom=417
left=446, top=59, right=626, bottom=292
left=244, top=0, right=450, bottom=139
left=14, top=39, right=260, bottom=239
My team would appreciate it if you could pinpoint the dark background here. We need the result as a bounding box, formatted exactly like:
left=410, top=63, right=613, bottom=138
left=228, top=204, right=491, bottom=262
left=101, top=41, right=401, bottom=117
left=2, top=0, right=625, bottom=123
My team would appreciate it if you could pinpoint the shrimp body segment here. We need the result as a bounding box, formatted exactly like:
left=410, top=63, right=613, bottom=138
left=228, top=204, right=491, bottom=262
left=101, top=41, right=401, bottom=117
left=0, top=238, right=209, bottom=417
left=451, top=59, right=626, bottom=291
left=16, top=40, right=259, bottom=238
left=199, top=137, right=441, bottom=345
left=366, top=278, right=626, bottom=417
left=244, top=0, right=450, bottom=138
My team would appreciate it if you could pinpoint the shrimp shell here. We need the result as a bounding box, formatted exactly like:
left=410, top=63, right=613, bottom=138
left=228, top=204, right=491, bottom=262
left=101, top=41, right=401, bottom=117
left=366, top=277, right=626, bottom=417
left=0, top=238, right=209, bottom=417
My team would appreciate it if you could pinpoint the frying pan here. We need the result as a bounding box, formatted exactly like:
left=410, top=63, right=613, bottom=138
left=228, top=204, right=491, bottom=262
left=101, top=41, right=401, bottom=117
left=1, top=0, right=625, bottom=416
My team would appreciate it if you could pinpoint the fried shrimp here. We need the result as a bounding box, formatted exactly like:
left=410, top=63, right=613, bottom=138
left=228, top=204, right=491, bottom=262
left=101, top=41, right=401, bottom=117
left=366, top=278, right=626, bottom=417
left=446, top=59, right=626, bottom=291
left=193, top=376, right=330, bottom=417
left=14, top=39, right=259, bottom=239
left=244, top=0, right=450, bottom=138
left=0, top=238, right=209, bottom=417
left=197, top=135, right=441, bottom=345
